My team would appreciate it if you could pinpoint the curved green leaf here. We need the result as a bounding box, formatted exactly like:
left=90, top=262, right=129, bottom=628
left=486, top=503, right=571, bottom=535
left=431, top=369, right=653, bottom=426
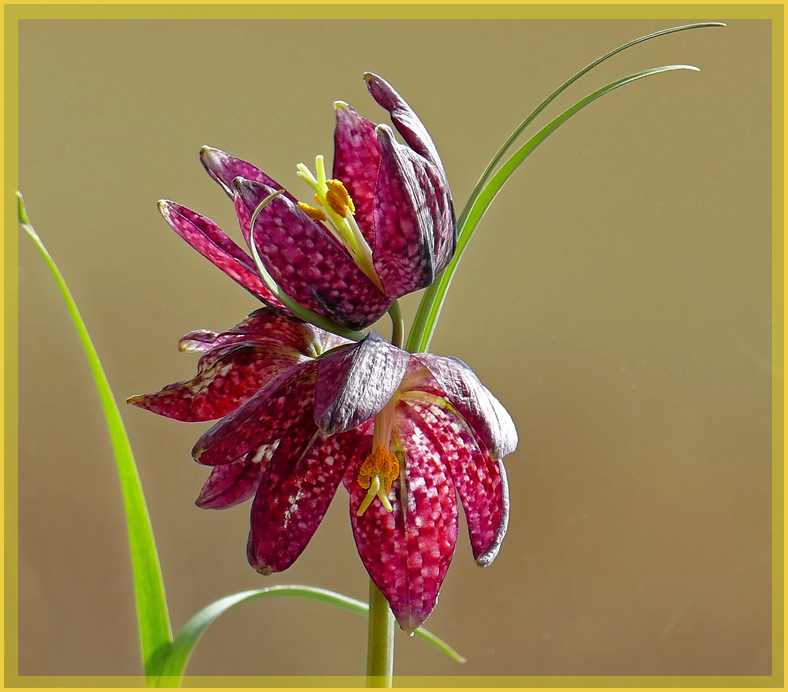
left=17, top=194, right=173, bottom=684
left=407, top=65, right=700, bottom=353
left=156, top=585, right=466, bottom=687
left=457, top=22, right=725, bottom=232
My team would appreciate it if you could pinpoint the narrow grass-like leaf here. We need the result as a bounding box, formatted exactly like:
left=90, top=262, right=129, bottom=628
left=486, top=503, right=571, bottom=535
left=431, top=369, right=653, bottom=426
left=407, top=65, right=700, bottom=353
left=457, top=22, right=724, bottom=232
left=155, top=585, right=466, bottom=687
left=17, top=193, right=173, bottom=683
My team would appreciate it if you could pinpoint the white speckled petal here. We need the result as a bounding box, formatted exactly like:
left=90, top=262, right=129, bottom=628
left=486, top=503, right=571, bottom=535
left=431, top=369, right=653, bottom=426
left=192, top=360, right=317, bottom=466
left=247, top=421, right=372, bottom=574
left=405, top=401, right=509, bottom=566
left=348, top=400, right=458, bottom=633
left=128, top=309, right=321, bottom=422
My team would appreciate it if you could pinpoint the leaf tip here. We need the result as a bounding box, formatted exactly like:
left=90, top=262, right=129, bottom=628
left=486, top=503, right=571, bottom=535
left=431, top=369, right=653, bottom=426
left=16, top=191, right=30, bottom=225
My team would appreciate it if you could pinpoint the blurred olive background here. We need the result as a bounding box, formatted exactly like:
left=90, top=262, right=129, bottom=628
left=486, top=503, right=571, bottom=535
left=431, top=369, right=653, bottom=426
left=17, top=17, right=772, bottom=679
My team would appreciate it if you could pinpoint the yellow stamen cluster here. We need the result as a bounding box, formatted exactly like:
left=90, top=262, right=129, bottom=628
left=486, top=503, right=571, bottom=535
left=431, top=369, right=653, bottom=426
left=297, top=202, right=327, bottom=222
left=356, top=444, right=400, bottom=516
left=325, top=179, right=355, bottom=218
left=296, top=155, right=382, bottom=291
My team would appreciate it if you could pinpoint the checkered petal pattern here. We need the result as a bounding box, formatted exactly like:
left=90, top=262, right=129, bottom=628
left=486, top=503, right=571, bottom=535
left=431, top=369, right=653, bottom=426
left=127, top=309, right=329, bottom=422
left=195, top=443, right=278, bottom=510
left=232, top=177, right=394, bottom=331
left=247, top=421, right=372, bottom=574
left=348, top=399, right=459, bottom=633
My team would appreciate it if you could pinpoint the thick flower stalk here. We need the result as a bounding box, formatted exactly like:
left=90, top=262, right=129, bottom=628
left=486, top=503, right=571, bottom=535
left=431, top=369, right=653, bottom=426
left=158, top=73, right=456, bottom=331
left=130, top=314, right=517, bottom=632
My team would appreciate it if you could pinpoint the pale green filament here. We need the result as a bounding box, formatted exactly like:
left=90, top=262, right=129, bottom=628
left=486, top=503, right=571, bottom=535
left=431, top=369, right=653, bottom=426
left=357, top=475, right=394, bottom=516
left=296, top=155, right=382, bottom=291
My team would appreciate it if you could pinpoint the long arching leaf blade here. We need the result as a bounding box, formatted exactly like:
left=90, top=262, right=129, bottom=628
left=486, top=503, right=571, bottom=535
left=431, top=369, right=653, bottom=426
left=457, top=22, right=724, bottom=231
left=156, top=585, right=466, bottom=687
left=407, top=65, right=700, bottom=353
left=17, top=193, right=173, bottom=683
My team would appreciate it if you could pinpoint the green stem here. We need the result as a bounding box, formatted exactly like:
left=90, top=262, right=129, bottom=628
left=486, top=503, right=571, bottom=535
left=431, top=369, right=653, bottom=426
left=405, top=271, right=446, bottom=354
left=388, top=301, right=404, bottom=349
left=365, top=581, right=395, bottom=687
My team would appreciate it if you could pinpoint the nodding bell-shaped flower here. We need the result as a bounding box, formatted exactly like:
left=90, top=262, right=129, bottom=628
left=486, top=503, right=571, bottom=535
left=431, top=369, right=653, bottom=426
left=130, top=319, right=517, bottom=633
left=158, top=73, right=456, bottom=331
left=128, top=308, right=346, bottom=506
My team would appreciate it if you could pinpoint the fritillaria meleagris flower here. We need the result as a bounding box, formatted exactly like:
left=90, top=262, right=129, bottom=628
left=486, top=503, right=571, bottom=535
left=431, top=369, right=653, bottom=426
left=130, top=316, right=517, bottom=632
left=127, top=308, right=345, bottom=506
left=158, top=73, right=456, bottom=331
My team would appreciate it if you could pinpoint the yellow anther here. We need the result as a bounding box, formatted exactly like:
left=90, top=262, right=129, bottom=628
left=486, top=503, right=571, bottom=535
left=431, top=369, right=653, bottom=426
left=325, top=179, right=355, bottom=218
left=297, top=201, right=327, bottom=222
left=357, top=444, right=400, bottom=515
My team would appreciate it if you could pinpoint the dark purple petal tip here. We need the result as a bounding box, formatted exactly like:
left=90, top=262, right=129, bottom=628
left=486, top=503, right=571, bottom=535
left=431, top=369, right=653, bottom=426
left=363, top=72, right=443, bottom=173
left=314, top=332, right=409, bottom=435
left=200, top=146, right=296, bottom=204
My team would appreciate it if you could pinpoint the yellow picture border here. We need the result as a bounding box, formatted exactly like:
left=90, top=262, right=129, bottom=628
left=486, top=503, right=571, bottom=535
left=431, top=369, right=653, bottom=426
left=3, top=2, right=783, bottom=690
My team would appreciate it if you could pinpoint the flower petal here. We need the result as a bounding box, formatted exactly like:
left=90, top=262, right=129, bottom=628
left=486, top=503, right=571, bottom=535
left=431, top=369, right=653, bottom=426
left=158, top=200, right=285, bottom=310
left=349, top=407, right=458, bottom=633
left=200, top=146, right=297, bottom=205
left=314, top=331, right=409, bottom=436
left=413, top=354, right=518, bottom=459
left=247, top=422, right=371, bottom=574
left=371, top=126, right=436, bottom=297
left=178, top=328, right=224, bottom=353
left=419, top=160, right=456, bottom=277
left=128, top=309, right=321, bottom=422
left=405, top=400, right=509, bottom=566
left=232, top=177, right=393, bottom=330
left=363, top=72, right=445, bottom=175
left=189, top=307, right=336, bottom=356
left=332, top=102, right=380, bottom=247
left=365, top=74, right=457, bottom=279
left=192, top=360, right=316, bottom=465
left=128, top=345, right=303, bottom=422
left=195, top=443, right=277, bottom=509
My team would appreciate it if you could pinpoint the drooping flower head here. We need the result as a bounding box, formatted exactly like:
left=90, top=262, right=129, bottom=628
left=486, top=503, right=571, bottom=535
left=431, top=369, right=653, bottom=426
left=158, top=73, right=456, bottom=331
left=130, top=312, right=517, bottom=632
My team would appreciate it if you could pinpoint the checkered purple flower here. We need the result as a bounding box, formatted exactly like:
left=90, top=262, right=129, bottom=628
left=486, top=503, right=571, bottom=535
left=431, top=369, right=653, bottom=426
left=129, top=311, right=516, bottom=632
left=158, top=73, right=456, bottom=331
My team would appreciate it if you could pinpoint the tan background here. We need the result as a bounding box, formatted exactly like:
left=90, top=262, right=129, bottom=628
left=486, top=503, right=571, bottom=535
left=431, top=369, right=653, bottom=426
left=17, top=16, right=772, bottom=678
